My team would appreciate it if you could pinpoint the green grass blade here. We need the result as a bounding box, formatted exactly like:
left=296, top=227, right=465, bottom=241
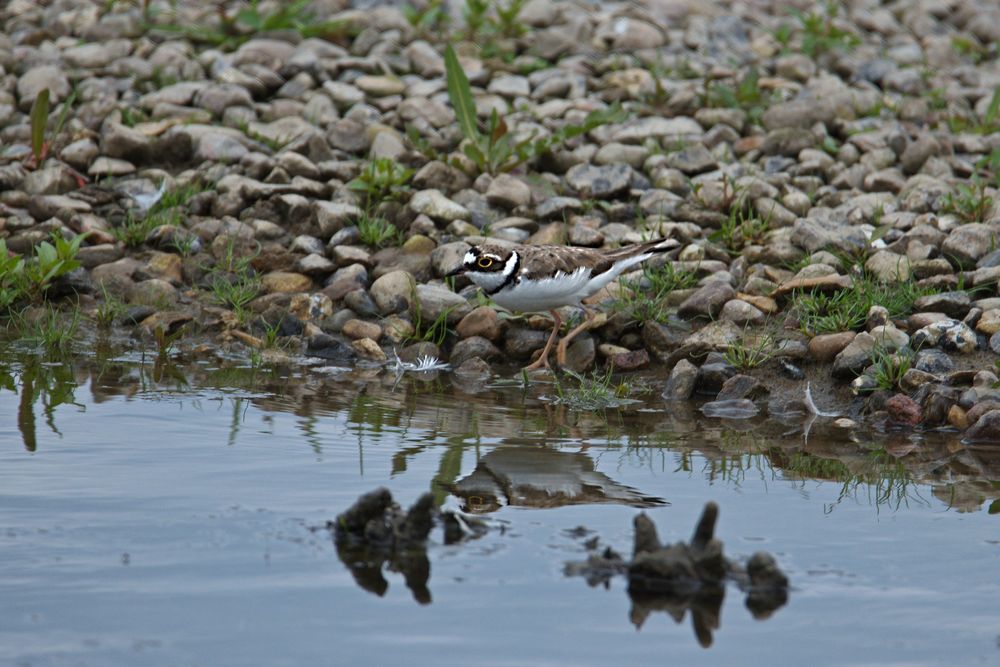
left=30, top=88, right=50, bottom=163
left=444, top=45, right=479, bottom=141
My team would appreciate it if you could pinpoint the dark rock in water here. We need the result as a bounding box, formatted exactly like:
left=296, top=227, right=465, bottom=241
left=306, top=333, right=357, bottom=363
left=331, top=487, right=487, bottom=604
left=331, top=488, right=435, bottom=604
left=566, top=503, right=788, bottom=646
left=696, top=361, right=736, bottom=395
left=256, top=306, right=304, bottom=336
left=716, top=374, right=768, bottom=401
left=914, top=349, right=956, bottom=374
left=607, top=347, right=649, bottom=371
left=745, top=552, right=789, bottom=619
left=504, top=326, right=549, bottom=360
left=48, top=267, right=94, bottom=297
left=700, top=398, right=759, bottom=419
left=885, top=394, right=921, bottom=426
left=562, top=335, right=596, bottom=373
left=919, top=386, right=960, bottom=426
left=965, top=400, right=1000, bottom=427
left=963, top=410, right=1000, bottom=443
left=118, top=304, right=157, bottom=325
left=449, top=336, right=502, bottom=368
left=662, top=359, right=698, bottom=401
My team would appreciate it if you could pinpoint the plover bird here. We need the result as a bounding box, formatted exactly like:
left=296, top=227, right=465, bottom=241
left=448, top=238, right=679, bottom=370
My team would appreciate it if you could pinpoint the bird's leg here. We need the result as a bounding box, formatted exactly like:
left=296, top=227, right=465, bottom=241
left=555, top=307, right=596, bottom=367
left=522, top=309, right=562, bottom=371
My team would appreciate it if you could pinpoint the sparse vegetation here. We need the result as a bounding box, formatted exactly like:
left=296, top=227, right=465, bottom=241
left=612, top=262, right=699, bottom=325
left=357, top=212, right=403, bottom=249
left=775, top=2, right=860, bottom=58
left=724, top=328, right=777, bottom=371
left=348, top=158, right=415, bottom=206
left=156, top=0, right=348, bottom=50
left=706, top=67, right=770, bottom=125
left=792, top=276, right=939, bottom=336
left=0, top=233, right=88, bottom=313
left=868, top=346, right=913, bottom=392
left=710, top=205, right=771, bottom=254
left=111, top=181, right=206, bottom=247
left=15, top=305, right=82, bottom=353
left=443, top=45, right=626, bottom=174
left=549, top=368, right=642, bottom=411
left=941, top=177, right=994, bottom=223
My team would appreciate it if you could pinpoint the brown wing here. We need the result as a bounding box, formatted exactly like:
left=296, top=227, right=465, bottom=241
left=519, top=239, right=677, bottom=280
left=518, top=245, right=611, bottom=279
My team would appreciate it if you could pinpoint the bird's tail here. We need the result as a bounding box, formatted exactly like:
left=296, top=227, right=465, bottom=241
left=606, top=237, right=680, bottom=262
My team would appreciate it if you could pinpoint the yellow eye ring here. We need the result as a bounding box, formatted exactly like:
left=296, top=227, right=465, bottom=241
left=477, top=257, right=494, bottom=268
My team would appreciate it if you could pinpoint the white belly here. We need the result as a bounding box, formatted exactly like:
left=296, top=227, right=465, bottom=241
left=490, top=267, right=597, bottom=312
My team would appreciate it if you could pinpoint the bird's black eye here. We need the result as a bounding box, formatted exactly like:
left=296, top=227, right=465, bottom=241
left=477, top=257, right=494, bottom=269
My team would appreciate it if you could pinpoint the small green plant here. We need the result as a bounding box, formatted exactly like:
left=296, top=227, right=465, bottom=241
left=259, top=318, right=285, bottom=349
left=27, top=88, right=77, bottom=169
left=205, top=237, right=262, bottom=323
left=357, top=212, right=402, bottom=248
left=0, top=233, right=88, bottom=311
left=941, top=177, right=994, bottom=223
left=154, top=323, right=184, bottom=360
left=408, top=288, right=455, bottom=347
left=233, top=119, right=290, bottom=152
left=29, top=89, right=49, bottom=166
left=93, top=285, right=126, bottom=328
left=494, top=0, right=527, bottom=38
left=16, top=306, right=81, bottom=353
left=710, top=206, right=771, bottom=254
left=706, top=67, right=769, bottom=125
left=208, top=271, right=261, bottom=314
left=347, top=158, right=414, bottom=206
left=158, top=0, right=348, bottom=50
left=793, top=275, right=941, bottom=336
left=868, top=346, right=913, bottom=392
left=403, top=0, right=449, bottom=34
left=724, top=328, right=777, bottom=371
left=612, top=261, right=699, bottom=324
left=112, top=208, right=183, bottom=247
left=444, top=45, right=626, bottom=174
left=550, top=368, right=640, bottom=411
left=944, top=87, right=1000, bottom=134
left=462, top=0, right=490, bottom=39
left=951, top=35, right=991, bottom=64
left=785, top=2, right=860, bottom=57
left=112, top=181, right=204, bottom=247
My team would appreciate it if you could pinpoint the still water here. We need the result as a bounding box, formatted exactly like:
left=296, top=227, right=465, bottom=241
left=1, top=350, right=998, bottom=666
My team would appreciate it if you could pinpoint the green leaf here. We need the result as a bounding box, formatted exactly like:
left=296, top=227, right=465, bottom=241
left=35, top=241, right=56, bottom=268
left=30, top=88, right=50, bottom=163
left=984, top=87, right=1000, bottom=129
left=444, top=45, right=480, bottom=142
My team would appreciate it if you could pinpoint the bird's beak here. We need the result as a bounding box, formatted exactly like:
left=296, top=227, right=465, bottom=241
left=445, top=265, right=465, bottom=277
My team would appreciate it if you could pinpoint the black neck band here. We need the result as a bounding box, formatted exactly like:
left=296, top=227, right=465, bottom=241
left=487, top=252, right=519, bottom=296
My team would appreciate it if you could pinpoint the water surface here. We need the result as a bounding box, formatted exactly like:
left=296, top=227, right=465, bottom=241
left=2, top=351, right=999, bottom=666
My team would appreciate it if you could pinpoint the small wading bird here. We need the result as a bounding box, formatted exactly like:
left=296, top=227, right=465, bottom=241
left=448, top=238, right=679, bottom=370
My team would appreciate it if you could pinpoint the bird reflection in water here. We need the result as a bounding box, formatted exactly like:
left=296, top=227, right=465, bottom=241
left=451, top=444, right=667, bottom=513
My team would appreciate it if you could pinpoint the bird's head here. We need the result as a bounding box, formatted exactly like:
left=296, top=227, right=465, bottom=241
left=446, top=243, right=519, bottom=292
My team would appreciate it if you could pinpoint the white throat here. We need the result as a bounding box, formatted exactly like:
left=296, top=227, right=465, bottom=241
left=467, top=251, right=519, bottom=294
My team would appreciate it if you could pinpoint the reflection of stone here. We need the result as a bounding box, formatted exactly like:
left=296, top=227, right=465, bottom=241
left=330, top=488, right=435, bottom=605
left=451, top=445, right=667, bottom=512
left=565, top=503, right=789, bottom=648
